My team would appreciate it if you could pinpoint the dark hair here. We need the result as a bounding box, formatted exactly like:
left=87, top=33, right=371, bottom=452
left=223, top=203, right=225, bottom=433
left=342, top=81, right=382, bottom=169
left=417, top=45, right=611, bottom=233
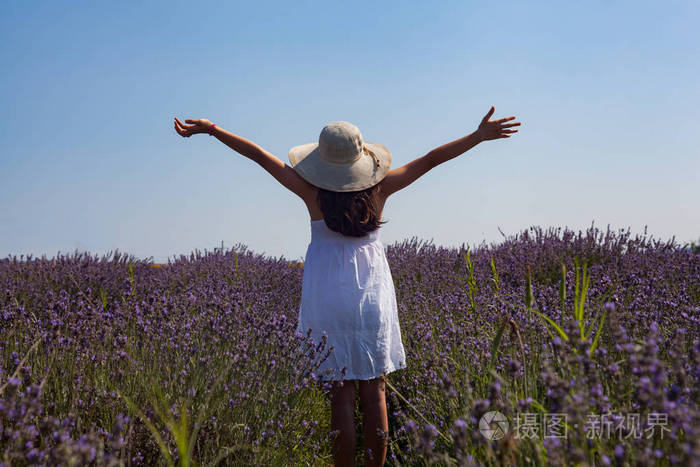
left=317, top=184, right=387, bottom=237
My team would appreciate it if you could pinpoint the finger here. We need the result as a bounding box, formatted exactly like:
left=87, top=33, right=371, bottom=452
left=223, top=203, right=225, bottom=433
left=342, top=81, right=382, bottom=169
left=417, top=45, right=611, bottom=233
left=175, top=117, right=194, bottom=129
left=502, top=129, right=518, bottom=133
left=494, top=117, right=512, bottom=124
left=174, top=122, right=191, bottom=137
left=482, top=106, right=495, bottom=123
left=496, top=116, right=516, bottom=123
left=499, top=134, right=511, bottom=138
left=185, top=119, right=199, bottom=124
left=178, top=122, right=197, bottom=133
left=501, top=122, right=521, bottom=128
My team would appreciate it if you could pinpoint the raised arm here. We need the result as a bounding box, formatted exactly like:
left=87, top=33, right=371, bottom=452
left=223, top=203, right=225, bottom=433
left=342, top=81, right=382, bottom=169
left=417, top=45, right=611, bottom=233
left=173, top=117, right=316, bottom=203
left=380, top=106, right=520, bottom=198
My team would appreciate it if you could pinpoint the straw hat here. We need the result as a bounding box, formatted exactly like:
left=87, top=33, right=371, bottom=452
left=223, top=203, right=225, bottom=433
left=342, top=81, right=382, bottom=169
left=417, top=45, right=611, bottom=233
left=288, top=121, right=392, bottom=192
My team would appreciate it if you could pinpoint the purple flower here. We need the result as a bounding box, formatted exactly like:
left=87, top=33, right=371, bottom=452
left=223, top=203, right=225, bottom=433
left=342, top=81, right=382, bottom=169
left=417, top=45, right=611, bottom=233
left=614, top=445, right=624, bottom=459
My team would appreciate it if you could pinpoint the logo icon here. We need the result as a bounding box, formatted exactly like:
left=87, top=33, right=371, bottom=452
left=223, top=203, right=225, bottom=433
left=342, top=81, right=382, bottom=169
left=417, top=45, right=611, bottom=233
left=479, top=411, right=509, bottom=440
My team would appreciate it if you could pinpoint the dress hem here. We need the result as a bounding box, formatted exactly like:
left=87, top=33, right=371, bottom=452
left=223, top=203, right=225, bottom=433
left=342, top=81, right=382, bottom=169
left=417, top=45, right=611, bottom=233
left=318, top=361, right=407, bottom=382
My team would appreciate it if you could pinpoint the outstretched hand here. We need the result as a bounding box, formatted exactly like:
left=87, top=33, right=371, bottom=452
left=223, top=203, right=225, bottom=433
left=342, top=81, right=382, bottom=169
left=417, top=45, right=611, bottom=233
left=476, top=106, right=520, bottom=141
left=173, top=117, right=213, bottom=137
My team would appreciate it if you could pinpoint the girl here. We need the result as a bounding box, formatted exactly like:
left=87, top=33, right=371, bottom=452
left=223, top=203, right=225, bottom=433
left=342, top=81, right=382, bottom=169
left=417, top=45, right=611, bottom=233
left=173, top=107, right=520, bottom=466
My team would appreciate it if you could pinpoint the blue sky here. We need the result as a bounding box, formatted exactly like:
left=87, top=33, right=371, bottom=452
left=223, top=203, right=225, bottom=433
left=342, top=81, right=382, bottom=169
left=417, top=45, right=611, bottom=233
left=1, top=1, right=698, bottom=263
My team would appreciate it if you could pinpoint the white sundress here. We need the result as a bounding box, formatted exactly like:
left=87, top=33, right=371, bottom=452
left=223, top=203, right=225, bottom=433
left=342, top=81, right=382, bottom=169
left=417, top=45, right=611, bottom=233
left=296, top=218, right=407, bottom=382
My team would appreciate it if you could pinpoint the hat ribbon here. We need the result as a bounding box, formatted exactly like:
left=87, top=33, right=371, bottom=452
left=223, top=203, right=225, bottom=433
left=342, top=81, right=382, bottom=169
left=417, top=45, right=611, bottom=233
left=362, top=144, right=381, bottom=167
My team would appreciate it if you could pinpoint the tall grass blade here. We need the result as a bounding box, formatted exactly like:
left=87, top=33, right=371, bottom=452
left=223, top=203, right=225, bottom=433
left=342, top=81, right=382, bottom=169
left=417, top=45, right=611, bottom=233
left=187, top=370, right=228, bottom=466
left=490, top=256, right=500, bottom=297
left=119, top=391, right=175, bottom=467
left=559, top=263, right=566, bottom=327
left=527, top=307, right=569, bottom=342
left=127, top=262, right=136, bottom=296
left=578, top=262, right=589, bottom=338
left=589, top=307, right=608, bottom=357
left=460, top=247, right=477, bottom=311
left=0, top=337, right=41, bottom=395
left=234, top=251, right=240, bottom=283
left=100, top=287, right=108, bottom=310
left=489, top=318, right=508, bottom=372
left=584, top=308, right=601, bottom=340
left=383, top=378, right=451, bottom=444
left=574, top=257, right=580, bottom=323
left=525, top=265, right=533, bottom=310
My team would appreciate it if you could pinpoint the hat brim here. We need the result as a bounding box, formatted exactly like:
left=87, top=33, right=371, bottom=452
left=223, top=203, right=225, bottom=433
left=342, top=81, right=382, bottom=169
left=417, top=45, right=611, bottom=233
left=288, top=142, right=392, bottom=192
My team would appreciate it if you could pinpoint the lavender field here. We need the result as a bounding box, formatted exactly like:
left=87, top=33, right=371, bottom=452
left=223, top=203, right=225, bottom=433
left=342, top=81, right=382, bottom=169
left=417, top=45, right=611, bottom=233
left=1, top=224, right=699, bottom=466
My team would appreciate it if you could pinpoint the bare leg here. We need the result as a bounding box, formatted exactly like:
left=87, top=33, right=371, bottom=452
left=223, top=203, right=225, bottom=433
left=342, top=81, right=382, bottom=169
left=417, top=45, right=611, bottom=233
left=359, top=376, right=389, bottom=467
left=330, top=379, right=357, bottom=466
